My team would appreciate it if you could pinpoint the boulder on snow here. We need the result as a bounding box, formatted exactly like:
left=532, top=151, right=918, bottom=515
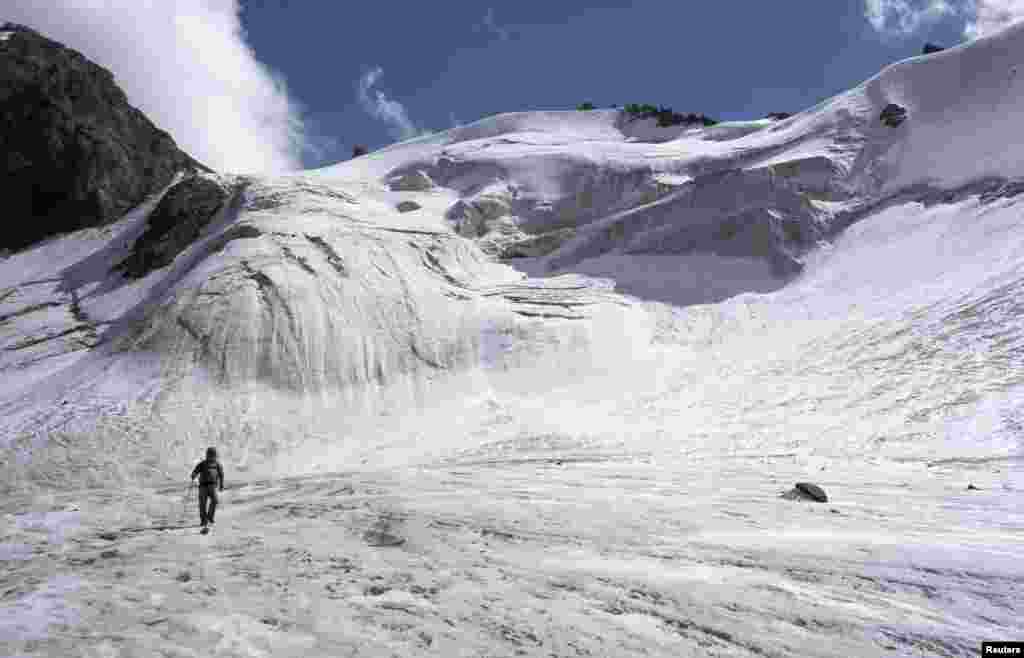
left=114, top=175, right=232, bottom=278
left=795, top=482, right=828, bottom=502
left=766, top=112, right=793, bottom=120
left=0, top=23, right=209, bottom=252
left=351, top=144, right=368, bottom=158
left=396, top=200, right=421, bottom=213
left=879, top=103, right=908, bottom=128
left=922, top=42, right=945, bottom=55
left=388, top=170, right=433, bottom=192
left=780, top=482, right=828, bottom=503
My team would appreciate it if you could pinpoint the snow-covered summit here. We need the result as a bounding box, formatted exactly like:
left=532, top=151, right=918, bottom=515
left=306, top=21, right=1024, bottom=302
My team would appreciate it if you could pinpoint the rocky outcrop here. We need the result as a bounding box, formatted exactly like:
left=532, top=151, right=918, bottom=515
left=922, top=42, right=945, bottom=55
left=113, top=175, right=232, bottom=279
left=387, top=170, right=433, bottom=192
left=879, top=103, right=908, bottom=128
left=446, top=199, right=485, bottom=237
left=395, top=200, right=421, bottom=213
left=473, top=195, right=511, bottom=222
left=0, top=23, right=209, bottom=252
left=443, top=195, right=516, bottom=239
left=501, top=228, right=577, bottom=259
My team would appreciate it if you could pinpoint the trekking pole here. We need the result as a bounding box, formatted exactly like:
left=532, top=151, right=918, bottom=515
left=183, top=480, right=194, bottom=518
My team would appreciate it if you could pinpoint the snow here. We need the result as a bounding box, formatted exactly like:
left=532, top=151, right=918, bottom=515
left=2, top=18, right=1024, bottom=658
left=0, top=542, right=33, bottom=561
left=13, top=510, right=81, bottom=545
left=0, top=31, right=14, bottom=42
left=0, top=575, right=81, bottom=642
left=864, top=25, right=1024, bottom=191
left=547, top=252, right=786, bottom=306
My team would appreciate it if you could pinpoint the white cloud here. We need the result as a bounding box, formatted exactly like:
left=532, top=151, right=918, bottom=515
left=864, top=0, right=1024, bottom=38
left=964, top=0, right=1024, bottom=37
left=356, top=67, right=422, bottom=141
left=864, top=0, right=956, bottom=35
left=2, top=0, right=314, bottom=173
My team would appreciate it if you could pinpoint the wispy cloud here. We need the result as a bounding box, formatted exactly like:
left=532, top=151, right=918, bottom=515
left=864, top=0, right=1024, bottom=38
left=298, top=115, right=343, bottom=167
left=864, top=0, right=956, bottom=36
left=964, top=0, right=1024, bottom=37
left=475, top=8, right=511, bottom=41
left=357, top=67, right=423, bottom=141
left=3, top=0, right=318, bottom=173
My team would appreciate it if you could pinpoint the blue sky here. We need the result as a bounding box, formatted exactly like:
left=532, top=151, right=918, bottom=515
left=238, top=0, right=971, bottom=166
left=7, top=0, right=1016, bottom=172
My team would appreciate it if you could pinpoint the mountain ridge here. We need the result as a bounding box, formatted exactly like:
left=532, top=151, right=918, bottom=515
left=0, top=22, right=209, bottom=253
left=3, top=20, right=1024, bottom=452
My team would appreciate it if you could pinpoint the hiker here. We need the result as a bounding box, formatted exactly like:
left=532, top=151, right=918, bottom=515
left=190, top=447, right=224, bottom=531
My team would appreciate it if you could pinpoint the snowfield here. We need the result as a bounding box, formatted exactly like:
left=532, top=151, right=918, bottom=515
left=2, top=20, right=1024, bottom=658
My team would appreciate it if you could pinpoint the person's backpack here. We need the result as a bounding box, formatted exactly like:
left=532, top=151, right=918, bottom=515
left=196, top=460, right=220, bottom=485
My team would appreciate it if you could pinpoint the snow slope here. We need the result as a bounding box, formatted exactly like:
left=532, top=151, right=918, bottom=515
left=0, top=172, right=650, bottom=479
left=308, top=22, right=1024, bottom=302
left=1, top=19, right=1023, bottom=658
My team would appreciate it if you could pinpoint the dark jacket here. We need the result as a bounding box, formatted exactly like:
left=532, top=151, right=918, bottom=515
left=191, top=459, right=224, bottom=489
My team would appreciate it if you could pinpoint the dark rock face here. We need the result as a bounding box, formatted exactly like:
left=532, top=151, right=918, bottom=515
left=922, top=42, right=945, bottom=55
left=0, top=23, right=209, bottom=252
left=879, top=103, right=908, bottom=128
left=766, top=112, right=793, bottom=121
left=114, top=175, right=231, bottom=279
left=352, top=144, right=368, bottom=158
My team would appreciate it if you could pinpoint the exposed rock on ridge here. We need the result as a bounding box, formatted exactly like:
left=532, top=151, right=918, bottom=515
left=114, top=175, right=234, bottom=279
left=0, top=23, right=209, bottom=252
left=879, top=103, right=908, bottom=128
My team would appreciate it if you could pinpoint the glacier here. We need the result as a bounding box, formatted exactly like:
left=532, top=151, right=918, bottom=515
left=1, top=20, right=1023, bottom=658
